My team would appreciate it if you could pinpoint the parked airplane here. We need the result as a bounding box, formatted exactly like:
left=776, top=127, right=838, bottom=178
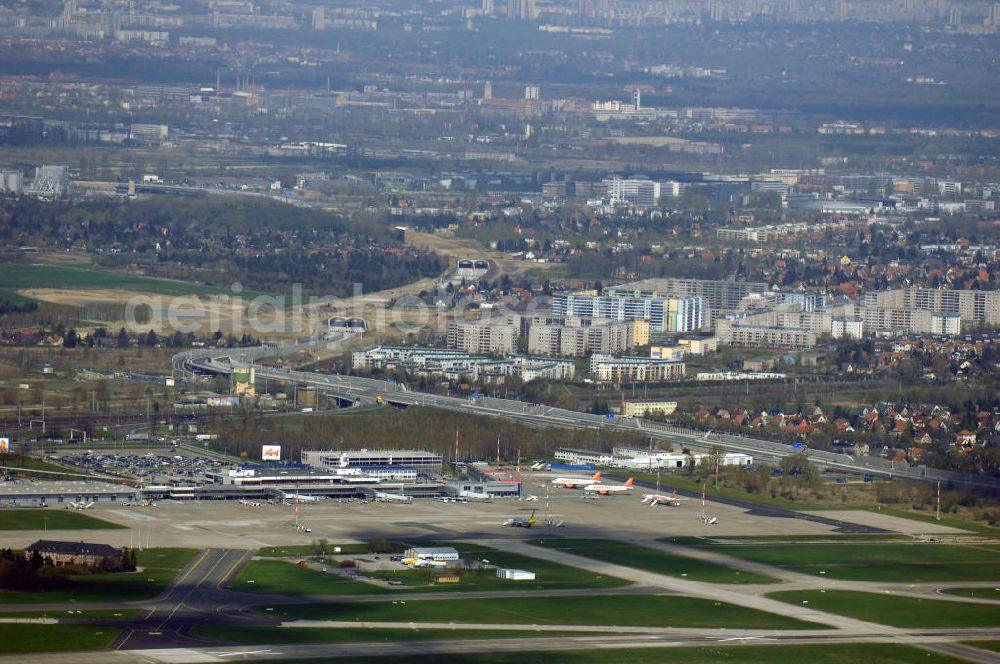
left=374, top=491, right=412, bottom=504
left=551, top=471, right=601, bottom=489
left=68, top=501, right=95, bottom=510
left=641, top=489, right=689, bottom=506
left=503, top=509, right=537, bottom=527
left=530, top=462, right=550, bottom=471
left=584, top=477, right=635, bottom=495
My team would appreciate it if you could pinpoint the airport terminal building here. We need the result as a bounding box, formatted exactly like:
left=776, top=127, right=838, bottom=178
left=302, top=449, right=443, bottom=474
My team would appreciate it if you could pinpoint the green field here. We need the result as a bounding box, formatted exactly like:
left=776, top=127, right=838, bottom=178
left=0, top=509, right=124, bottom=531
left=0, top=623, right=120, bottom=654
left=943, top=588, right=1000, bottom=600
left=0, top=548, right=197, bottom=605
left=529, top=539, right=777, bottom=585
left=767, top=590, right=1000, bottom=628
left=678, top=542, right=1000, bottom=583
left=316, top=644, right=971, bottom=664
left=0, top=263, right=269, bottom=301
left=189, top=625, right=593, bottom=645
left=235, top=544, right=629, bottom=595
left=0, top=455, right=75, bottom=476
left=268, top=595, right=822, bottom=630
left=231, top=560, right=392, bottom=596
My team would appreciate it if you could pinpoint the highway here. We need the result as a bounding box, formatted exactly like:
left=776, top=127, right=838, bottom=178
left=173, top=343, right=1000, bottom=490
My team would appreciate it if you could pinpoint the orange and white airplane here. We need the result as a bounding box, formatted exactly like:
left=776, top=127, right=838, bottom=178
left=641, top=489, right=689, bottom=506
left=551, top=471, right=601, bottom=489
left=584, top=477, right=634, bottom=495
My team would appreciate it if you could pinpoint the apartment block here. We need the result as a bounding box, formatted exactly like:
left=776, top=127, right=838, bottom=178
left=446, top=321, right=517, bottom=355
left=589, top=354, right=686, bottom=383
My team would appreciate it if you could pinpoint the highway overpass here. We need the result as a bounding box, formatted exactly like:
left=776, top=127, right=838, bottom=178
left=172, top=343, right=1000, bottom=490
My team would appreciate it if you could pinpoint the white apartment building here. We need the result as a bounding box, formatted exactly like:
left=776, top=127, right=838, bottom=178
left=589, top=354, right=686, bottom=383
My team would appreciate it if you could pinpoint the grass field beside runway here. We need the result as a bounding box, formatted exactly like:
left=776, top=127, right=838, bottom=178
left=231, top=560, right=394, bottom=596
left=266, top=595, right=823, bottom=630
left=0, top=509, right=125, bottom=531
left=313, top=644, right=974, bottom=664
left=0, top=609, right=140, bottom=619
left=767, top=590, right=1000, bottom=627
left=942, top=587, right=1000, bottom=600
left=0, top=623, right=121, bottom=653
left=0, top=548, right=197, bottom=605
left=529, top=538, right=778, bottom=584
left=233, top=544, right=629, bottom=595
left=189, top=625, right=595, bottom=645
left=671, top=541, right=1000, bottom=583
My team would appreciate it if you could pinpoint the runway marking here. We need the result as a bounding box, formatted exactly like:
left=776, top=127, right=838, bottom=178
left=206, top=650, right=277, bottom=658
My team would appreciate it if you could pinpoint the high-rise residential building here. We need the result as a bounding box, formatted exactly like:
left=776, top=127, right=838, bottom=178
left=551, top=294, right=705, bottom=333
left=863, top=288, right=1000, bottom=327
left=524, top=85, right=540, bottom=100
left=605, top=278, right=769, bottom=320
left=447, top=320, right=518, bottom=355
left=526, top=318, right=637, bottom=357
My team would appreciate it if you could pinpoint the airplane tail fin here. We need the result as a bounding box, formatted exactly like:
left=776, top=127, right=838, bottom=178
left=592, top=471, right=602, bottom=481
left=624, top=477, right=634, bottom=488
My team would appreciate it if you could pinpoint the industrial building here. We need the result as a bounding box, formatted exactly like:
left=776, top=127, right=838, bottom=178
left=0, top=169, right=23, bottom=195
left=612, top=447, right=753, bottom=469
left=497, top=568, right=535, bottom=580
left=302, top=449, right=443, bottom=474
left=26, top=165, right=69, bottom=199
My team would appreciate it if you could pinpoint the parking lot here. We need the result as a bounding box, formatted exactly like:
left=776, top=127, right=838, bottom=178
left=48, top=448, right=236, bottom=486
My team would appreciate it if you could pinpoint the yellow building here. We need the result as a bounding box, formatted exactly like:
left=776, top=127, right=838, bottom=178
left=631, top=319, right=650, bottom=347
left=618, top=400, right=678, bottom=418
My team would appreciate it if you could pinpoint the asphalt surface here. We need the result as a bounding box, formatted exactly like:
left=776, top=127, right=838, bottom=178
left=600, top=471, right=891, bottom=534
